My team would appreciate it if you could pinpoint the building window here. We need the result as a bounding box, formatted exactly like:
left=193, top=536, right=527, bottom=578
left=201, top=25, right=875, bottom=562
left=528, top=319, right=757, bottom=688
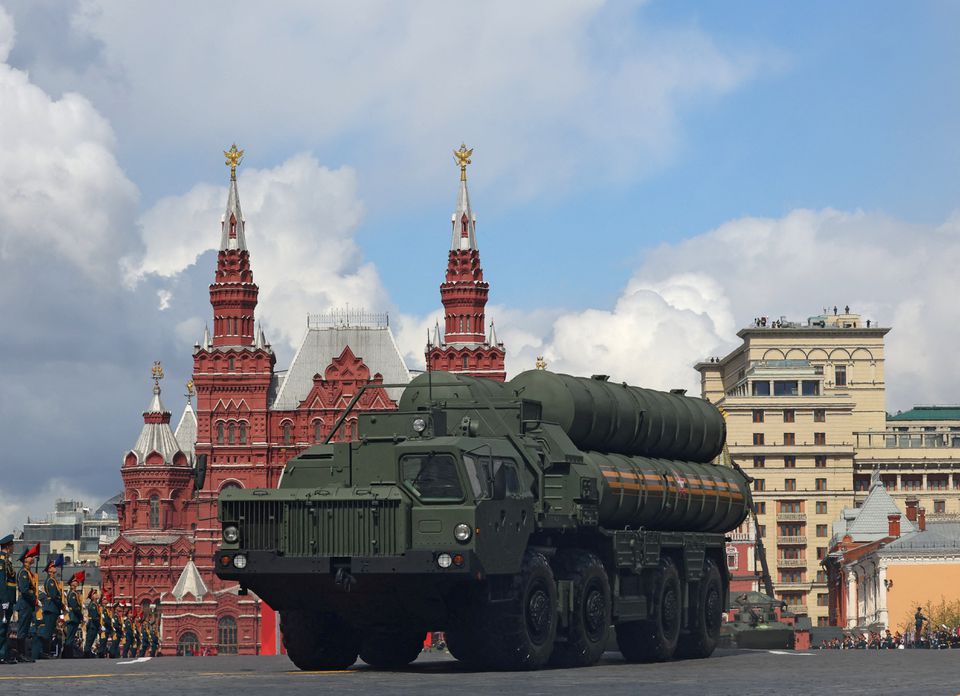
left=217, top=616, right=238, bottom=654
left=239, top=422, right=247, bottom=445
left=783, top=409, right=795, bottom=423
left=753, top=433, right=765, bottom=446
left=816, top=547, right=827, bottom=560
left=783, top=433, right=795, bottom=446
left=753, top=410, right=764, bottom=423
left=928, top=474, right=948, bottom=490
left=817, top=617, right=831, bottom=627
left=901, top=475, right=922, bottom=491
left=815, top=456, right=827, bottom=468
left=784, top=478, right=796, bottom=492
left=816, top=501, right=828, bottom=515
left=816, top=570, right=827, bottom=583
left=814, top=432, right=826, bottom=445
left=755, top=501, right=766, bottom=515
left=773, top=380, right=798, bottom=396
left=802, top=380, right=820, bottom=396
left=282, top=421, right=292, bottom=446
left=228, top=357, right=235, bottom=371
left=753, top=479, right=765, bottom=492
left=727, top=551, right=738, bottom=570
left=758, top=524, right=766, bottom=538
left=462, top=355, right=469, bottom=370
left=752, top=381, right=771, bottom=396
left=753, top=456, right=765, bottom=468
left=784, top=456, right=796, bottom=468
left=814, top=409, right=826, bottom=423
left=854, top=474, right=871, bottom=491
left=149, top=495, right=160, bottom=528
left=815, top=478, right=827, bottom=491
left=216, top=422, right=224, bottom=445
left=177, top=632, right=200, bottom=657
left=934, top=500, right=946, bottom=513
left=816, top=524, right=828, bottom=537
left=227, top=422, right=235, bottom=445
left=834, top=365, right=847, bottom=386
left=817, top=593, right=829, bottom=607
left=313, top=420, right=323, bottom=443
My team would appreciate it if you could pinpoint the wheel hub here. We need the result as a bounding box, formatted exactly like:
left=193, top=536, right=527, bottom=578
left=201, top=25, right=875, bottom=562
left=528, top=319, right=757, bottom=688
left=583, top=585, right=607, bottom=639
left=526, top=583, right=552, bottom=642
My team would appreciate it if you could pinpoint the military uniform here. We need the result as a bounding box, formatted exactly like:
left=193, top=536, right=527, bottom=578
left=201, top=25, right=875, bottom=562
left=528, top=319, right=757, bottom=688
left=139, top=618, right=149, bottom=657
left=64, top=584, right=83, bottom=657
left=111, top=606, right=122, bottom=657
left=0, top=535, right=16, bottom=664
left=149, top=619, right=159, bottom=657
left=38, top=566, right=64, bottom=658
left=99, top=601, right=112, bottom=658
left=15, top=561, right=38, bottom=662
left=84, top=595, right=100, bottom=657
left=122, top=613, right=134, bottom=658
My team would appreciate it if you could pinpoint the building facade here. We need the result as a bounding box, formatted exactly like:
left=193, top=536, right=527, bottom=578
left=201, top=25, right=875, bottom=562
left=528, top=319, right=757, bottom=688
left=425, top=145, right=506, bottom=380
left=101, top=148, right=412, bottom=654
left=696, top=310, right=889, bottom=626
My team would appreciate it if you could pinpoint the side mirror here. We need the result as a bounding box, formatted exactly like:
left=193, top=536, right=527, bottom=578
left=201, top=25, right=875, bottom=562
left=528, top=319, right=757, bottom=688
left=194, top=454, right=207, bottom=491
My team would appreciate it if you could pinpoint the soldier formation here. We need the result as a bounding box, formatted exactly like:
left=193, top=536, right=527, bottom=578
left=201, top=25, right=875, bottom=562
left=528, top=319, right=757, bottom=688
left=0, top=534, right=161, bottom=664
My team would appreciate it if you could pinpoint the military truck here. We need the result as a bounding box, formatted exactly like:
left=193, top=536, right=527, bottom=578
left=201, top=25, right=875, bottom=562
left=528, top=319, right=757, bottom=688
left=215, top=370, right=752, bottom=670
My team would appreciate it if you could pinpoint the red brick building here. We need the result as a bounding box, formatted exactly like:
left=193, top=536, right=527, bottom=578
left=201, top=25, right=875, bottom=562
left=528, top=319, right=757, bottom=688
left=425, top=145, right=506, bottom=380
left=100, top=152, right=409, bottom=654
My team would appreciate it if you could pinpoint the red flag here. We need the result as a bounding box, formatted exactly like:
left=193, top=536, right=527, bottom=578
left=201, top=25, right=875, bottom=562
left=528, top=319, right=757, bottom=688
left=18, top=543, right=40, bottom=563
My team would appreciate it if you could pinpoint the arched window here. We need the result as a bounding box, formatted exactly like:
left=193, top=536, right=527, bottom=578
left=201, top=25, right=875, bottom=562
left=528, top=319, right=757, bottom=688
left=239, top=422, right=247, bottom=444
left=177, top=632, right=200, bottom=657
left=227, top=422, right=235, bottom=445
left=462, top=355, right=469, bottom=370
left=313, top=420, right=323, bottom=443
left=149, top=495, right=160, bottom=528
left=217, top=616, right=238, bottom=654
left=282, top=421, right=292, bottom=446
left=216, top=422, right=224, bottom=445
left=228, top=357, right=235, bottom=371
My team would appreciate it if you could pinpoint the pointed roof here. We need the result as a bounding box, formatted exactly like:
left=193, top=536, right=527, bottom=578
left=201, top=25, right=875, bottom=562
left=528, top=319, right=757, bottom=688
left=833, top=480, right=916, bottom=543
left=173, top=399, right=197, bottom=461
left=433, top=321, right=443, bottom=347
left=450, top=144, right=477, bottom=251
left=170, top=560, right=209, bottom=601
left=220, top=159, right=247, bottom=251
left=128, top=383, right=187, bottom=467
left=488, top=320, right=498, bottom=346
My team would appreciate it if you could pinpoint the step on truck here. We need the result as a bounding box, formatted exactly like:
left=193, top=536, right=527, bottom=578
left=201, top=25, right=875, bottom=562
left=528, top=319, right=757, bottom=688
left=215, top=370, right=752, bottom=670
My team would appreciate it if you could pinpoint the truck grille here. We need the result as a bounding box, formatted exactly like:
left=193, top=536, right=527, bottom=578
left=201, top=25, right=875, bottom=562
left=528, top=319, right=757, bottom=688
left=222, top=498, right=403, bottom=557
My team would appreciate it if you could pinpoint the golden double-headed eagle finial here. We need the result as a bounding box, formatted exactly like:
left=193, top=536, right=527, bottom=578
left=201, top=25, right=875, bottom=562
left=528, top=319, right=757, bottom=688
left=151, top=361, right=164, bottom=385
left=185, top=380, right=194, bottom=398
left=224, top=143, right=244, bottom=180
left=453, top=143, right=473, bottom=182
left=535, top=356, right=548, bottom=371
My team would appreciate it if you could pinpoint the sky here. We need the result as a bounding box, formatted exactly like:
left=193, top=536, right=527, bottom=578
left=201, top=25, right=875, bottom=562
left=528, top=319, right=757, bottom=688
left=0, top=0, right=958, bottom=531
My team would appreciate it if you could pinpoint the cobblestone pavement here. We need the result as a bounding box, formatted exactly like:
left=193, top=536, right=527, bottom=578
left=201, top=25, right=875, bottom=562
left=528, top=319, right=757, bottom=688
left=1, top=649, right=959, bottom=696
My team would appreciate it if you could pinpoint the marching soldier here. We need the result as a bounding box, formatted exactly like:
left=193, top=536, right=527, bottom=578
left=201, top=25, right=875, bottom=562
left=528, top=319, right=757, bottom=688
left=0, top=534, right=16, bottom=664
left=64, top=571, right=84, bottom=658
left=14, top=544, right=39, bottom=662
left=139, top=611, right=150, bottom=657
left=37, top=556, right=64, bottom=659
left=98, top=593, right=112, bottom=658
left=149, top=613, right=160, bottom=657
left=111, top=599, right=122, bottom=658
left=84, top=586, right=99, bottom=658
left=122, top=606, right=134, bottom=658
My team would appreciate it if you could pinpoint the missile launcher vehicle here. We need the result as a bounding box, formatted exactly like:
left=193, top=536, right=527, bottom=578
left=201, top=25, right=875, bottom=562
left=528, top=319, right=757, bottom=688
left=215, top=370, right=752, bottom=670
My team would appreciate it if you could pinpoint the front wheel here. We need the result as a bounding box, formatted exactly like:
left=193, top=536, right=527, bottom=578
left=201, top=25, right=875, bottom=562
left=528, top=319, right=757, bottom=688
left=359, top=630, right=423, bottom=669
left=280, top=611, right=359, bottom=671
left=550, top=550, right=611, bottom=667
left=676, top=558, right=723, bottom=659
left=616, top=557, right=682, bottom=662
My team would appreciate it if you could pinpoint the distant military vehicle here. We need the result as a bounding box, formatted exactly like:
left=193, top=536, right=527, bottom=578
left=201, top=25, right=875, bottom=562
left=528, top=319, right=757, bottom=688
left=721, top=591, right=795, bottom=649
left=215, top=370, right=752, bottom=670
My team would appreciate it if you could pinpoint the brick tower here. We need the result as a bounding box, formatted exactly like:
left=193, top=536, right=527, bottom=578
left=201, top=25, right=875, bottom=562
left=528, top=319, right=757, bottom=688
left=425, top=144, right=506, bottom=380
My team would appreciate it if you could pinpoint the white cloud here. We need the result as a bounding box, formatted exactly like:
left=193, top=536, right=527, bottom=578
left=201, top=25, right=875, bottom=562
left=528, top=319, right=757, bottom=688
left=129, top=153, right=385, bottom=352
left=51, top=1, right=764, bottom=203
left=157, top=288, right=172, bottom=310
left=0, top=5, right=138, bottom=280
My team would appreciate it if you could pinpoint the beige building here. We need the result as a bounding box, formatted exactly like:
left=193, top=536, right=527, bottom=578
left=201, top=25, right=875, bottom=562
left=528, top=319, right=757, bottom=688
left=696, top=310, right=888, bottom=626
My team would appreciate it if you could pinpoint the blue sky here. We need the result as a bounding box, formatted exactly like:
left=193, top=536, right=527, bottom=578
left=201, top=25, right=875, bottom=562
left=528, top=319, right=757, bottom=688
left=0, top=1, right=958, bottom=527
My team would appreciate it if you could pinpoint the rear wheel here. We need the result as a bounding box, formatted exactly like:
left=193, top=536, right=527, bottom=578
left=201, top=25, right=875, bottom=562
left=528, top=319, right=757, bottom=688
left=676, top=558, right=723, bottom=659
left=359, top=629, right=423, bottom=669
left=280, top=611, right=359, bottom=671
left=550, top=550, right=611, bottom=667
left=616, top=557, right=682, bottom=662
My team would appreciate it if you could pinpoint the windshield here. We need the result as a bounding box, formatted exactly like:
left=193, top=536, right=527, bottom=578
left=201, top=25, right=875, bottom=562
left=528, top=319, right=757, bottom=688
left=400, top=453, right=463, bottom=500
left=463, top=454, right=521, bottom=499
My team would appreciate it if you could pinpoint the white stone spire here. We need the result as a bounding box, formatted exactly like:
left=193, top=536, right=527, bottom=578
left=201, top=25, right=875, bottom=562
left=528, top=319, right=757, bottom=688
left=202, top=324, right=211, bottom=350
left=146, top=382, right=166, bottom=414
left=433, top=320, right=443, bottom=347
left=220, top=144, right=247, bottom=251
left=488, top=320, right=498, bottom=346
left=450, top=143, right=477, bottom=251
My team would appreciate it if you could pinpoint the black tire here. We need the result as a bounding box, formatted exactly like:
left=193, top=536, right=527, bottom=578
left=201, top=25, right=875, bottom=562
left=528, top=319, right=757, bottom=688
left=464, top=550, right=558, bottom=670
left=359, top=630, right=423, bottom=669
left=676, top=558, right=723, bottom=659
left=280, top=610, right=359, bottom=670
left=550, top=550, right=611, bottom=667
left=616, top=557, right=682, bottom=662
left=445, top=624, right=484, bottom=666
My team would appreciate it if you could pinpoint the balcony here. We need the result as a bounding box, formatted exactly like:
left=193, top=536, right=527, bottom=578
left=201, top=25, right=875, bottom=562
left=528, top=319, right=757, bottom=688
left=777, top=535, right=807, bottom=545
left=776, top=558, right=807, bottom=568
left=776, top=581, right=810, bottom=589
left=777, top=512, right=807, bottom=522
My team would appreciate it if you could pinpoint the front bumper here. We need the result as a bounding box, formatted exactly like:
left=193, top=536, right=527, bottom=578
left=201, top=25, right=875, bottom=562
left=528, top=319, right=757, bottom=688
left=215, top=548, right=483, bottom=581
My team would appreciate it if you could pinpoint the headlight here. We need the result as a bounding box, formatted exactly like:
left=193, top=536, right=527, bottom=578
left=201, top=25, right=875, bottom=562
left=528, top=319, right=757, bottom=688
left=436, top=553, right=453, bottom=569
left=222, top=525, right=240, bottom=543
left=412, top=418, right=427, bottom=433
left=454, top=523, right=472, bottom=542
left=233, top=554, right=247, bottom=569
